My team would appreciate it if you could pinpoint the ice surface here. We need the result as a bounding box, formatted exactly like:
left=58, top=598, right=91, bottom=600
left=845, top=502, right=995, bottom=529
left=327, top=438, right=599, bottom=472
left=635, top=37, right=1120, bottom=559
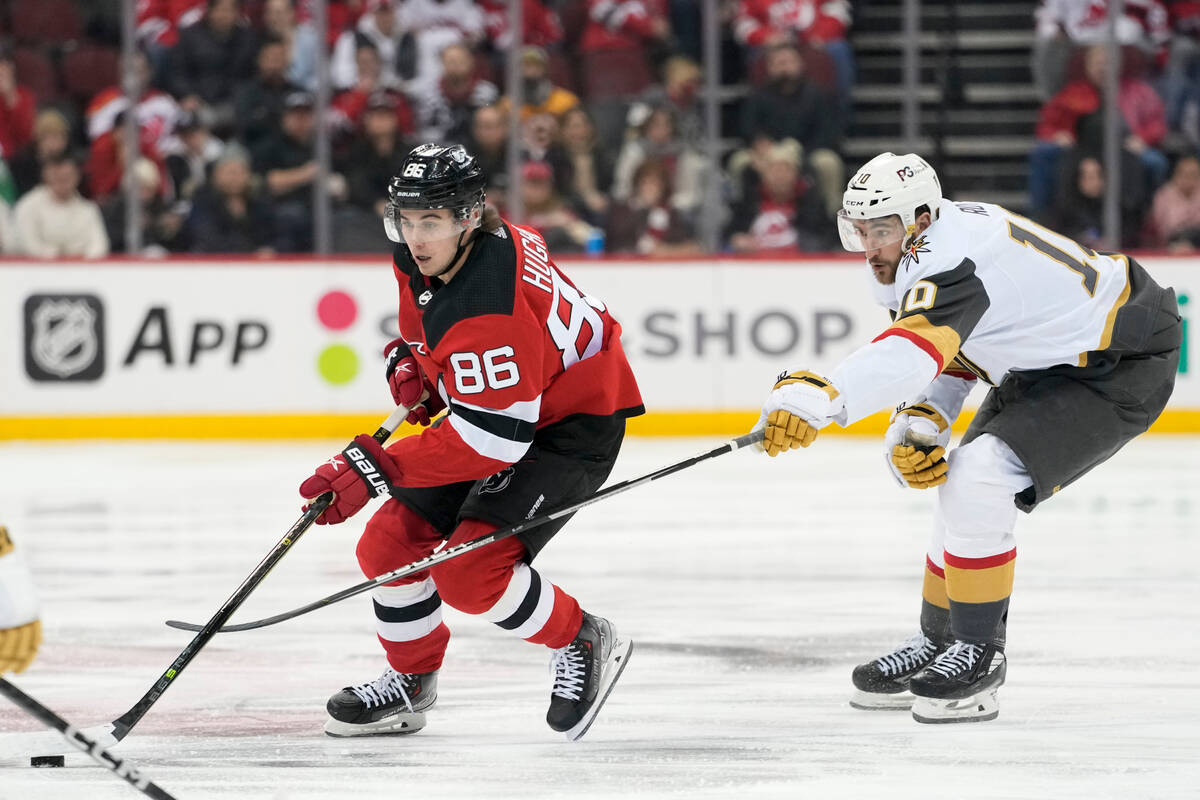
left=0, top=436, right=1197, bottom=799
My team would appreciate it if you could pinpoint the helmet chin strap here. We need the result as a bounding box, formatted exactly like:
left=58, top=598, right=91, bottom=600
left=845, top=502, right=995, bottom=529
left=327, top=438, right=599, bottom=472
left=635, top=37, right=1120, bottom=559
left=433, top=229, right=471, bottom=279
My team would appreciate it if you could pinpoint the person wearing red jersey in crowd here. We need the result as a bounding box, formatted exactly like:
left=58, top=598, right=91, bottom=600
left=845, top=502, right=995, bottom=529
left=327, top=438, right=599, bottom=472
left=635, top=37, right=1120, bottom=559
left=732, top=0, right=855, bottom=105
left=86, top=48, right=181, bottom=155
left=0, top=47, right=36, bottom=160
left=726, top=138, right=830, bottom=252
left=298, top=143, right=643, bottom=741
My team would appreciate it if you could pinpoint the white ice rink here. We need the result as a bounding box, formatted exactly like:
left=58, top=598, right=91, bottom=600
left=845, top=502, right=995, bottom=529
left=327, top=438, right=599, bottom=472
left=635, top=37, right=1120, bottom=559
left=0, top=435, right=1197, bottom=800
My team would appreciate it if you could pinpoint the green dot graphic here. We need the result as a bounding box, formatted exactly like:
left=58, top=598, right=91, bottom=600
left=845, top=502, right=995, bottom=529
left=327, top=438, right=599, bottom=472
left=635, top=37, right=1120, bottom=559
left=318, top=345, right=359, bottom=385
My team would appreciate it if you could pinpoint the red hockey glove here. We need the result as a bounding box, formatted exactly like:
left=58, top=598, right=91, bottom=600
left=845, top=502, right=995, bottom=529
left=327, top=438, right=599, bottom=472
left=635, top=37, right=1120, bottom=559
left=298, top=435, right=403, bottom=525
left=384, top=338, right=446, bottom=426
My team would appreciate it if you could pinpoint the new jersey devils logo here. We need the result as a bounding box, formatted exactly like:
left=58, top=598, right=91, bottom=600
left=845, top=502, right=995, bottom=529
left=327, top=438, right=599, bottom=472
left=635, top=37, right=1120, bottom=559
left=478, top=466, right=516, bottom=495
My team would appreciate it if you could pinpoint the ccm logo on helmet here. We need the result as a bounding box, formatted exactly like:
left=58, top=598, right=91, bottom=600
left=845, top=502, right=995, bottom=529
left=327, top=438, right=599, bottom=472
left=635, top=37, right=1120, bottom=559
left=345, top=447, right=391, bottom=498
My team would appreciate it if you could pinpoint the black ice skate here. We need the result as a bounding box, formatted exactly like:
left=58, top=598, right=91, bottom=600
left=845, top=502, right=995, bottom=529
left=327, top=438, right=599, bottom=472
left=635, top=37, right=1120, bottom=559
left=909, top=641, right=1006, bottom=724
left=546, top=612, right=632, bottom=741
left=850, top=633, right=944, bottom=710
left=324, top=668, right=438, bottom=737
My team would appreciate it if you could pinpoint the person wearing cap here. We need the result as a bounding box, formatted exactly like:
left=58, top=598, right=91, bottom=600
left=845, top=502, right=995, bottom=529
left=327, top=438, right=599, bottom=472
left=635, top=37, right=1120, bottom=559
left=519, top=159, right=593, bottom=253
left=496, top=46, right=580, bottom=122
left=164, top=109, right=224, bottom=203
left=726, top=137, right=831, bottom=252
left=340, top=92, right=411, bottom=218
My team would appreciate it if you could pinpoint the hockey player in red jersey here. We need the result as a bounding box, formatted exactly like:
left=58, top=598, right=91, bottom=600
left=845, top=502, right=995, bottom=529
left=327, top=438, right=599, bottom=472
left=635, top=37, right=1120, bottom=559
left=299, top=143, right=643, bottom=741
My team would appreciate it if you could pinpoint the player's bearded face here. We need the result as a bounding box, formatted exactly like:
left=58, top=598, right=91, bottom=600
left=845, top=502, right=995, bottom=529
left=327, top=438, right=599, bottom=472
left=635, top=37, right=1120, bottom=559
left=839, top=214, right=906, bottom=285
left=392, top=209, right=470, bottom=276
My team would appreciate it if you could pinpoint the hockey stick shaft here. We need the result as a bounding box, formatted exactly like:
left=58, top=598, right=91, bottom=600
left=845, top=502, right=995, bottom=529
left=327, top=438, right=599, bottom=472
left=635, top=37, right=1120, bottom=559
left=166, top=431, right=763, bottom=634
left=0, top=678, right=177, bottom=800
left=109, top=405, right=410, bottom=742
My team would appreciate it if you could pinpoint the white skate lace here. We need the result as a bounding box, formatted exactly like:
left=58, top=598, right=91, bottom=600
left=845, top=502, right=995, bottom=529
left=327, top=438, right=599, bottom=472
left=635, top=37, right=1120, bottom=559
left=549, top=644, right=587, bottom=701
left=927, top=641, right=982, bottom=678
left=349, top=669, right=415, bottom=712
left=875, top=633, right=937, bottom=676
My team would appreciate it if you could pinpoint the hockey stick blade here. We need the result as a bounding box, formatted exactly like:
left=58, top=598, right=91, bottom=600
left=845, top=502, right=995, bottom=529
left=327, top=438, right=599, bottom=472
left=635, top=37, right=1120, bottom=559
left=109, top=405, right=410, bottom=743
left=165, top=430, right=764, bottom=634
left=0, top=678, right=177, bottom=799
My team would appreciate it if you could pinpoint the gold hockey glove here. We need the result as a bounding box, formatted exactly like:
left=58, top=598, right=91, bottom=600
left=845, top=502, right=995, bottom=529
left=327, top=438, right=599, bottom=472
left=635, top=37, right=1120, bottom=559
left=0, top=619, right=42, bottom=674
left=886, top=402, right=950, bottom=489
left=758, top=371, right=840, bottom=457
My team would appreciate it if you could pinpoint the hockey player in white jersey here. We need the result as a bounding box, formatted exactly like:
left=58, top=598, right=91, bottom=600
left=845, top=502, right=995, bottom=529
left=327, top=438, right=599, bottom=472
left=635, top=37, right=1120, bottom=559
left=757, top=153, right=1181, bottom=723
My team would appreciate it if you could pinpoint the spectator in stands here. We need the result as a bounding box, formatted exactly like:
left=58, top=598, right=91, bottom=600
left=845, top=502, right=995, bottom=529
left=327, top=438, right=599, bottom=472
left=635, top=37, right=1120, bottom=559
left=341, top=92, right=411, bottom=216
left=1032, top=0, right=1169, bottom=100
left=185, top=143, right=276, bottom=254
left=102, top=157, right=184, bottom=255
left=613, top=105, right=706, bottom=219
left=9, top=110, right=71, bottom=196
left=520, top=112, right=574, bottom=197
left=497, top=46, right=579, bottom=122
left=732, top=0, right=855, bottom=105
left=86, top=48, right=181, bottom=155
left=520, top=159, right=593, bottom=253
left=468, top=104, right=509, bottom=196
left=167, top=0, right=258, bottom=133
left=741, top=40, right=844, bottom=215
left=606, top=158, right=698, bottom=255
left=726, top=138, right=829, bottom=252
left=0, top=48, right=36, bottom=161
left=331, top=0, right=407, bottom=91
left=164, top=110, right=223, bottom=204
left=234, top=36, right=302, bottom=152
left=137, top=0, right=206, bottom=76
left=580, top=0, right=671, bottom=142
left=1051, top=155, right=1107, bottom=249
left=1030, top=43, right=1167, bottom=220
left=635, top=55, right=705, bottom=151
left=560, top=106, right=614, bottom=225
left=262, top=0, right=320, bottom=90
left=1149, top=153, right=1200, bottom=249
left=392, top=0, right=485, bottom=94
left=86, top=111, right=169, bottom=202
left=12, top=156, right=110, bottom=258
left=332, top=41, right=414, bottom=141
left=253, top=91, right=346, bottom=252
left=412, top=42, right=497, bottom=144
left=480, top=0, right=563, bottom=51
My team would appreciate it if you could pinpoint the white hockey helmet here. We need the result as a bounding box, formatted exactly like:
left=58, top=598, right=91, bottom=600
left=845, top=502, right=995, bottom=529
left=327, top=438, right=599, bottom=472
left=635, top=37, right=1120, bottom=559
left=838, top=152, right=942, bottom=252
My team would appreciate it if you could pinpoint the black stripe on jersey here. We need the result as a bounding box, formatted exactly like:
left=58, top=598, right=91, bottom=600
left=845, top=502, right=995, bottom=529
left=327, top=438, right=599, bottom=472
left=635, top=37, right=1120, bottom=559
left=495, top=569, right=542, bottom=630
left=448, top=398, right=538, bottom=444
left=897, top=257, right=991, bottom=343
left=949, top=352, right=995, bottom=386
left=418, top=228, right=518, bottom=351
left=372, top=593, right=443, bottom=623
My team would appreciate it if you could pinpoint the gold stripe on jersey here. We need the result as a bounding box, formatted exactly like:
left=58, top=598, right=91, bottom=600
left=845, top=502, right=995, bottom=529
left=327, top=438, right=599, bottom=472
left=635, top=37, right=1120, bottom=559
left=1078, top=253, right=1132, bottom=368
left=886, top=314, right=962, bottom=369
left=947, top=351, right=995, bottom=385
left=944, top=559, right=1016, bottom=605
left=922, top=563, right=949, bottom=610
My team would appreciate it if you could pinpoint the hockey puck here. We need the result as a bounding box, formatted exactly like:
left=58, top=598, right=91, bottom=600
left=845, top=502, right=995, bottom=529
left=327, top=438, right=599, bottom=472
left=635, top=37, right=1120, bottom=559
left=30, top=755, right=65, bottom=768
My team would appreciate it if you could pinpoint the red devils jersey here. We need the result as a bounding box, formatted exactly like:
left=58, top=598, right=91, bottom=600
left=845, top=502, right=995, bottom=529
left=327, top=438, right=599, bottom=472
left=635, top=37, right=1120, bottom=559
left=385, top=220, right=644, bottom=487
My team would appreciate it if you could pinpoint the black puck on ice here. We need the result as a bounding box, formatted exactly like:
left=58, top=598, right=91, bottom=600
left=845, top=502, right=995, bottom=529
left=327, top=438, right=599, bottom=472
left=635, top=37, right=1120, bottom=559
left=31, top=754, right=66, bottom=768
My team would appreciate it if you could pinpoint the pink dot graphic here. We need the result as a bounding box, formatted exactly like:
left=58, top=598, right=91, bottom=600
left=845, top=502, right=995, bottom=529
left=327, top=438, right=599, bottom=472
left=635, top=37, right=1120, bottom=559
left=317, top=290, right=357, bottom=330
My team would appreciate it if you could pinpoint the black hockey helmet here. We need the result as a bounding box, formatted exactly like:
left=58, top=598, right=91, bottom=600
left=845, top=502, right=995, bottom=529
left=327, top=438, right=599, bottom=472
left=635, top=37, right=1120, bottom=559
left=384, top=143, right=486, bottom=242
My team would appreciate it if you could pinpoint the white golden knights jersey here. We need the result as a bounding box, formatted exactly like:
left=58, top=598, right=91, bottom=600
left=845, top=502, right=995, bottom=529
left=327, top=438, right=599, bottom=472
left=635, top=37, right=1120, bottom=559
left=832, top=201, right=1171, bottom=425
left=383, top=219, right=644, bottom=487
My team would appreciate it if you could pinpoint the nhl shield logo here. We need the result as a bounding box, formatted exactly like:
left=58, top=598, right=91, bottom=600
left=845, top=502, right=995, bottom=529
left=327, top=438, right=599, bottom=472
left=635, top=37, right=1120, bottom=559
left=24, top=294, right=105, bottom=382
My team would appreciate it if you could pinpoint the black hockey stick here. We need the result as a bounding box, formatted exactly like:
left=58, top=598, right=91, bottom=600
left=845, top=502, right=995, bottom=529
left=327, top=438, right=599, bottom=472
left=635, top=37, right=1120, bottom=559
left=165, top=430, right=763, bottom=634
left=104, top=405, right=410, bottom=743
left=0, top=677, right=177, bottom=800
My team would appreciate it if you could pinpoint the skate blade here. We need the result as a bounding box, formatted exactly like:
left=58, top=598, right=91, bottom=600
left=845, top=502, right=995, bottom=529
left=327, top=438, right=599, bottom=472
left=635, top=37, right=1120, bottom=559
left=849, top=689, right=915, bottom=710
left=323, top=711, right=427, bottom=737
left=911, top=688, right=999, bottom=724
left=564, top=637, right=633, bottom=742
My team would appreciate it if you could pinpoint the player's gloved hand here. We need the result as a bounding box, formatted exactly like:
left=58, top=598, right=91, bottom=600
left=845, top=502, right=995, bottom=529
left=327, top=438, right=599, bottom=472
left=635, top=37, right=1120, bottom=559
left=384, top=339, right=445, bottom=426
left=754, top=370, right=841, bottom=457
left=299, top=435, right=402, bottom=524
left=0, top=526, right=40, bottom=674
left=0, top=620, right=42, bottom=674
left=884, top=402, right=951, bottom=489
